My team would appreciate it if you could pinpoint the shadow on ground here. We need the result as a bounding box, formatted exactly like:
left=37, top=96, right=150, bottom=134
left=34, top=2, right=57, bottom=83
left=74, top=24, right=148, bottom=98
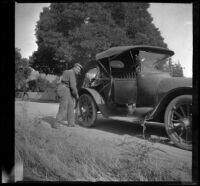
left=41, top=116, right=69, bottom=128
left=92, top=115, right=175, bottom=148
left=41, top=116, right=57, bottom=128
left=41, top=114, right=175, bottom=148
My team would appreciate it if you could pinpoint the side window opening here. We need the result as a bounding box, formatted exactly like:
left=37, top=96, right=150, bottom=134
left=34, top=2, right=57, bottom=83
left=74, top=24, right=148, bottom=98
left=110, top=59, right=136, bottom=79
left=110, top=60, right=124, bottom=68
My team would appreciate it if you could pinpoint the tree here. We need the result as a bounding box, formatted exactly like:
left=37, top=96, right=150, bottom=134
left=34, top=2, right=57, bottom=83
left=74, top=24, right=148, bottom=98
left=35, top=76, right=49, bottom=92
left=15, top=48, right=31, bottom=90
left=162, top=58, right=184, bottom=77
left=31, top=2, right=168, bottom=78
left=103, top=3, right=167, bottom=47
left=170, top=60, right=184, bottom=77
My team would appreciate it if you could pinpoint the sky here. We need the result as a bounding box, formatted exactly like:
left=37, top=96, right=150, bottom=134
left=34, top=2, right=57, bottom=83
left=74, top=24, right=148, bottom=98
left=15, top=3, right=193, bottom=77
left=148, top=3, right=192, bottom=77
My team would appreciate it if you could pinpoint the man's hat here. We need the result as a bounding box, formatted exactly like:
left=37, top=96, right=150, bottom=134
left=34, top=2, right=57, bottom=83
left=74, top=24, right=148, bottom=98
left=74, top=63, right=83, bottom=70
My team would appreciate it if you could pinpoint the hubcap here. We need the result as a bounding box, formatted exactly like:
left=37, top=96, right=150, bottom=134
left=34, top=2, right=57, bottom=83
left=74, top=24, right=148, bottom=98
left=180, top=118, right=191, bottom=128
left=81, top=107, right=86, bottom=113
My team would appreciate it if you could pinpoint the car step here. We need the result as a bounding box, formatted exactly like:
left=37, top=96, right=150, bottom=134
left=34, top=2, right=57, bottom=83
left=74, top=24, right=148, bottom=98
left=108, top=116, right=143, bottom=123
left=132, top=107, right=154, bottom=117
left=98, top=105, right=153, bottom=119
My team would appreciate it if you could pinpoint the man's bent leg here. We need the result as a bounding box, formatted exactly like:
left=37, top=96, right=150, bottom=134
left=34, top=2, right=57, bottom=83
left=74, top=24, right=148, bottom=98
left=53, top=89, right=68, bottom=128
left=53, top=101, right=65, bottom=128
left=55, top=99, right=67, bottom=122
left=67, top=97, right=76, bottom=127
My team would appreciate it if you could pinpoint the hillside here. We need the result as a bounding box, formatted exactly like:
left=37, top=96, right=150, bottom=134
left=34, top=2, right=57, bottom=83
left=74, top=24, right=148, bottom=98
left=15, top=100, right=192, bottom=182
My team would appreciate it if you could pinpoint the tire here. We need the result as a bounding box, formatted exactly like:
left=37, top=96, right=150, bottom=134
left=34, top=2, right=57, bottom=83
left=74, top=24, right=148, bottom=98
left=77, top=94, right=97, bottom=127
left=164, top=95, right=192, bottom=151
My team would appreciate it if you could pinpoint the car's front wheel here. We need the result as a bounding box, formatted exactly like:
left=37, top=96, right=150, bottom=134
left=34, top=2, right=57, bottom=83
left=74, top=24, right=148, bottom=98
left=77, top=94, right=97, bottom=127
left=164, top=95, right=192, bottom=150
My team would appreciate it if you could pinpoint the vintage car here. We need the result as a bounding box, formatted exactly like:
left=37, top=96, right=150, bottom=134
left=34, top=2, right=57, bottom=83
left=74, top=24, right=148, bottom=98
left=77, top=45, right=192, bottom=150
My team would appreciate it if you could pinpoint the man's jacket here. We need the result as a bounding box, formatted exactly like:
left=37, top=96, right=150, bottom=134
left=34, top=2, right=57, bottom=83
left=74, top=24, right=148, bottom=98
left=61, top=69, right=78, bottom=99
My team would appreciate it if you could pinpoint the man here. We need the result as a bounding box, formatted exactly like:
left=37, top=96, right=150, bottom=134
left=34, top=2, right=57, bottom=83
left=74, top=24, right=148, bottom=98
left=53, top=63, right=83, bottom=129
left=21, top=82, right=29, bottom=101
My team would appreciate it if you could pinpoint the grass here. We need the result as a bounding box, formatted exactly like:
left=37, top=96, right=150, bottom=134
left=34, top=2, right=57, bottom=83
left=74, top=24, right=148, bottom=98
left=15, top=101, right=192, bottom=182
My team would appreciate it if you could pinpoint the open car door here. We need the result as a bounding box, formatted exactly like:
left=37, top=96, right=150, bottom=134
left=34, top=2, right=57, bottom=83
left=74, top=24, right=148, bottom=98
left=97, top=49, right=138, bottom=106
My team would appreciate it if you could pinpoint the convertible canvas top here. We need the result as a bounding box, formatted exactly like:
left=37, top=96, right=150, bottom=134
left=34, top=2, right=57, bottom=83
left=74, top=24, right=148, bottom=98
left=96, top=45, right=174, bottom=60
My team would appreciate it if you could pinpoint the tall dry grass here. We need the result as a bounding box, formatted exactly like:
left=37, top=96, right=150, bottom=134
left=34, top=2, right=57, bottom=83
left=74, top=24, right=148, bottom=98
left=15, top=101, right=192, bottom=182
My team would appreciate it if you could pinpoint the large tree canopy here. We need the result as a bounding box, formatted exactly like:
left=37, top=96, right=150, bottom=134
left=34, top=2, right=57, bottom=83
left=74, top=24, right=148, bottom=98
left=30, top=3, right=168, bottom=75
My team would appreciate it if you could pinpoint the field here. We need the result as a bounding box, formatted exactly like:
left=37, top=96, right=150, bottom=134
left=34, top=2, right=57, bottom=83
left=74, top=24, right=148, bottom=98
left=15, top=100, right=192, bottom=182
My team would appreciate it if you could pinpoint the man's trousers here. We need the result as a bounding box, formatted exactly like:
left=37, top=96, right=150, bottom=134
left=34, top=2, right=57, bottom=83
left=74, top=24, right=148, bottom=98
left=56, top=84, right=75, bottom=125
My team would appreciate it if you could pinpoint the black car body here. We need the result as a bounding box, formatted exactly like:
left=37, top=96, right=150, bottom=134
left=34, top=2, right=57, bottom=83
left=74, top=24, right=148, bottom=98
left=77, top=45, right=192, bottom=150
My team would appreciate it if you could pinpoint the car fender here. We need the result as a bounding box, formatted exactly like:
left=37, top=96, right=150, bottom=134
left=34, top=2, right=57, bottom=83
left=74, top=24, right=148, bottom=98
left=78, top=88, right=112, bottom=117
left=79, top=88, right=105, bottom=105
left=147, top=87, right=192, bottom=122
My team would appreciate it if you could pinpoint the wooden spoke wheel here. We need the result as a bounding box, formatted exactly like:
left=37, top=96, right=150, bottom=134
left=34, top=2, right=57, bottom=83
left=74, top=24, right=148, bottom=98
left=78, top=94, right=97, bottom=127
left=164, top=95, right=192, bottom=150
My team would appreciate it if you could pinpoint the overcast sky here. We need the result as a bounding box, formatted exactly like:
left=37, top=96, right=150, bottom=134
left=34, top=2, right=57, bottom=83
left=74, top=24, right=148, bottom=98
left=15, top=3, right=193, bottom=77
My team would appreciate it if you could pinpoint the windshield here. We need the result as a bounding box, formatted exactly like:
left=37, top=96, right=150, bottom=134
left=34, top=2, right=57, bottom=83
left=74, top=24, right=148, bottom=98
left=139, top=51, right=171, bottom=73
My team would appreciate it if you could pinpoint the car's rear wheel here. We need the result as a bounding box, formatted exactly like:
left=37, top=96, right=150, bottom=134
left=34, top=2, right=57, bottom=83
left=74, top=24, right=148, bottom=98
left=164, top=95, right=192, bottom=150
left=77, top=94, right=97, bottom=127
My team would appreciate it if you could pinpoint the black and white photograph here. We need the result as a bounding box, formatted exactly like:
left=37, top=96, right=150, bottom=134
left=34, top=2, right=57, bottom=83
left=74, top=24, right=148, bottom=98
left=2, top=2, right=198, bottom=183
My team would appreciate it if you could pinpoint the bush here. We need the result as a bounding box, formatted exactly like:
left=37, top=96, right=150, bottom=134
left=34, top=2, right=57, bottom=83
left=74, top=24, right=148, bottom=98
left=28, top=76, right=50, bottom=92
left=35, top=76, right=49, bottom=92
left=27, top=80, right=37, bottom=92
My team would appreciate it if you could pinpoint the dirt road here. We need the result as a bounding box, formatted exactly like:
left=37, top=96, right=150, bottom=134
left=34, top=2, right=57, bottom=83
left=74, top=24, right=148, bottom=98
left=15, top=100, right=192, bottom=181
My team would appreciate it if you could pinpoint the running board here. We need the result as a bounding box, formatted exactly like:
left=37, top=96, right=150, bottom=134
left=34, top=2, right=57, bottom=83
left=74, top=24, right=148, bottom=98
left=98, top=104, right=153, bottom=119
left=131, top=107, right=154, bottom=117
left=108, top=116, right=143, bottom=123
